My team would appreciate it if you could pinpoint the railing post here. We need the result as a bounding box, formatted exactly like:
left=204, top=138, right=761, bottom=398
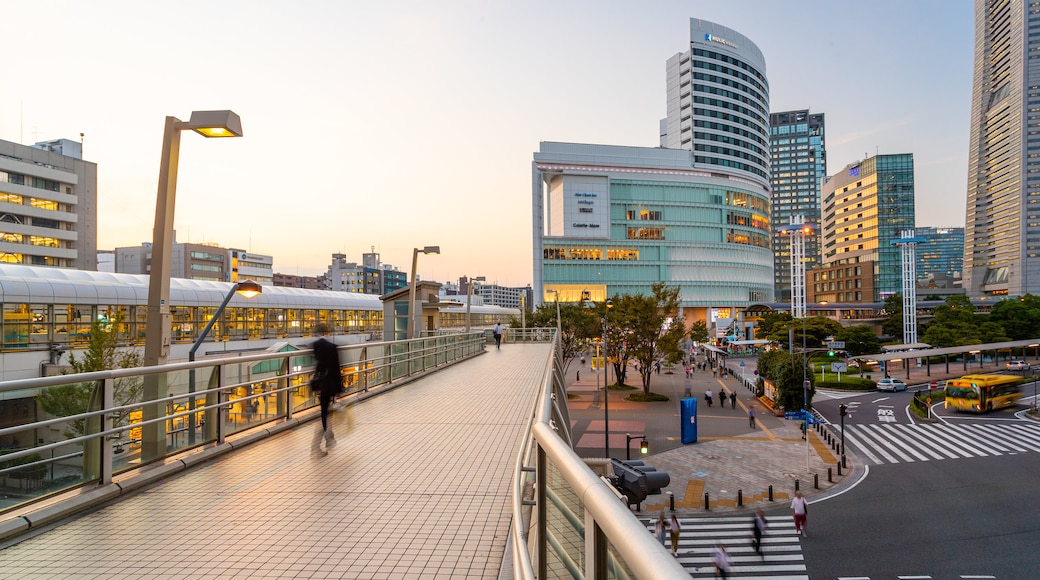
left=537, top=445, right=547, bottom=579
left=100, top=377, right=114, bottom=485
left=217, top=363, right=228, bottom=444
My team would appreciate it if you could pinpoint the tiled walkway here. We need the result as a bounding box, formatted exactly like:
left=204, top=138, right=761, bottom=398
left=0, top=344, right=552, bottom=579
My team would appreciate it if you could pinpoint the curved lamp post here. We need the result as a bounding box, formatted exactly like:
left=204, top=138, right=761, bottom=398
left=603, top=298, right=613, bottom=457
left=187, top=280, right=262, bottom=445
left=407, top=246, right=440, bottom=339
left=142, top=110, right=243, bottom=461
left=464, top=275, right=485, bottom=332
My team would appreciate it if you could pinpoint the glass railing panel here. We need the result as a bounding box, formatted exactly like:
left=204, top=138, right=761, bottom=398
left=542, top=455, right=585, bottom=579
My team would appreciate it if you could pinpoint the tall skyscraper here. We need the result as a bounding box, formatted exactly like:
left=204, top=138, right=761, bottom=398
left=769, top=110, right=826, bottom=302
left=811, top=154, right=915, bottom=304
left=660, top=19, right=770, bottom=189
left=964, top=0, right=1040, bottom=297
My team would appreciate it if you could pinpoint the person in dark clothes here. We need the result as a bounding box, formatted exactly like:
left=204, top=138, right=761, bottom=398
left=311, top=324, right=342, bottom=456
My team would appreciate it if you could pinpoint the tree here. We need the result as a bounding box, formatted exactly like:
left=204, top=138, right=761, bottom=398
left=687, top=320, right=710, bottom=345
left=835, top=325, right=881, bottom=357
left=757, top=349, right=813, bottom=411
left=765, top=316, right=842, bottom=351
left=37, top=317, right=142, bottom=439
left=609, top=283, right=686, bottom=394
left=526, top=301, right=599, bottom=372
left=757, top=311, right=793, bottom=337
left=988, top=295, right=1040, bottom=340
left=880, top=293, right=903, bottom=340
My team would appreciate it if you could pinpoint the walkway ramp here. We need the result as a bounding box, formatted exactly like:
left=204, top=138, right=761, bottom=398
left=0, top=344, right=552, bottom=578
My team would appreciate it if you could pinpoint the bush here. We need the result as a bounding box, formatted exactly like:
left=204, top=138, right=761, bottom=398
left=815, top=377, right=875, bottom=391
left=625, top=392, right=669, bottom=402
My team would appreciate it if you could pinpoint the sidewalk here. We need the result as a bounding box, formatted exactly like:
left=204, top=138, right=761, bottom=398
left=566, top=360, right=859, bottom=518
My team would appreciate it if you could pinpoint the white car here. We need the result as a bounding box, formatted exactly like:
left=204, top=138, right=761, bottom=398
left=876, top=378, right=907, bottom=392
left=1006, top=360, right=1029, bottom=371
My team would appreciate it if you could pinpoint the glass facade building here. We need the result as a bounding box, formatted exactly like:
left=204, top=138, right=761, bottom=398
left=820, top=154, right=916, bottom=301
left=916, top=226, right=965, bottom=282
left=964, top=0, right=1040, bottom=296
left=532, top=142, right=773, bottom=324
left=769, top=110, right=826, bottom=302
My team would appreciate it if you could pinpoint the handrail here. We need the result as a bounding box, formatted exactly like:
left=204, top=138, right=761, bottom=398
left=510, top=331, right=687, bottom=579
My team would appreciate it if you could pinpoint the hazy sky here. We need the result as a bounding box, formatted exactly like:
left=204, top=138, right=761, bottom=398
left=0, top=1, right=973, bottom=287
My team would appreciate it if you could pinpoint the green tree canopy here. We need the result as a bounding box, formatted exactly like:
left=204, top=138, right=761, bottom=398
left=757, top=349, right=813, bottom=411
left=835, top=325, right=881, bottom=357
left=604, top=283, right=686, bottom=393
left=765, top=316, right=842, bottom=351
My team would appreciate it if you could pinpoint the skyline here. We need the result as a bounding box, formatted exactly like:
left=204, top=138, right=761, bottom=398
left=1, top=1, right=973, bottom=288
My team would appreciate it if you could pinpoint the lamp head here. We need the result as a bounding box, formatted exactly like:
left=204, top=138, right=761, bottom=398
left=606, top=299, right=613, bottom=309
left=187, top=110, right=243, bottom=138
left=421, top=246, right=440, bottom=255
left=234, top=280, right=262, bottom=298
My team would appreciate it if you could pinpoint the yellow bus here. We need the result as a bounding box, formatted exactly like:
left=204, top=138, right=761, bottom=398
left=945, top=374, right=1023, bottom=413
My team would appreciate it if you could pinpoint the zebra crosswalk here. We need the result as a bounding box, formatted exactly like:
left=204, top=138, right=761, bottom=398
left=645, top=515, right=807, bottom=579
left=844, top=421, right=1040, bottom=465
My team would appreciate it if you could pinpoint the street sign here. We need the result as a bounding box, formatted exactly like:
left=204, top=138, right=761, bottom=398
left=827, top=341, right=845, bottom=349
left=831, top=362, right=847, bottom=372
left=784, top=411, right=805, bottom=421
left=739, top=361, right=745, bottom=367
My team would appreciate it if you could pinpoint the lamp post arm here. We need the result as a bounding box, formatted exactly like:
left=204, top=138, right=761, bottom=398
left=189, top=285, right=238, bottom=362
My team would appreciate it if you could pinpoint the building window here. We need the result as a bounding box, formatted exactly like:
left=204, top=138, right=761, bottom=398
left=627, top=227, right=665, bottom=240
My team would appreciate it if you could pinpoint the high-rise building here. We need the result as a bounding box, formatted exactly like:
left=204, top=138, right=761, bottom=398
left=812, top=154, right=916, bottom=303
left=915, top=226, right=965, bottom=282
left=0, top=138, right=97, bottom=270
left=661, top=19, right=770, bottom=189
left=964, top=0, right=1040, bottom=296
left=769, top=110, right=826, bottom=302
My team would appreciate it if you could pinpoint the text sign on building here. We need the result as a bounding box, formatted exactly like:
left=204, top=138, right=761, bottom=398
left=561, top=176, right=610, bottom=240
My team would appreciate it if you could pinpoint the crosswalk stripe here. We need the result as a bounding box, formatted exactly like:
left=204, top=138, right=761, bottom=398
left=842, top=423, right=1040, bottom=465
left=646, top=515, right=808, bottom=578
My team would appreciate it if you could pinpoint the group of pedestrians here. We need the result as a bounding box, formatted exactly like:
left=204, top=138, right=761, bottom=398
left=703, top=388, right=738, bottom=409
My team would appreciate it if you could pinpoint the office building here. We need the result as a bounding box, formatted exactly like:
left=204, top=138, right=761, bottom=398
left=916, top=226, right=964, bottom=283
left=811, top=154, right=915, bottom=303
left=964, top=0, right=1040, bottom=296
left=273, top=273, right=323, bottom=290
left=770, top=110, right=826, bottom=302
left=114, top=234, right=273, bottom=284
left=660, top=19, right=770, bottom=188
left=0, top=137, right=97, bottom=270
left=324, top=251, right=406, bottom=295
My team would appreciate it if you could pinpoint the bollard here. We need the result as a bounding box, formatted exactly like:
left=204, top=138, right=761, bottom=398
left=667, top=491, right=675, bottom=512
left=704, top=492, right=710, bottom=511
left=814, top=473, right=819, bottom=489
left=795, top=479, right=800, bottom=492
left=837, top=461, right=843, bottom=476
left=828, top=467, right=833, bottom=483
left=768, top=485, right=773, bottom=501
left=842, top=454, right=847, bottom=469
left=737, top=490, right=743, bottom=507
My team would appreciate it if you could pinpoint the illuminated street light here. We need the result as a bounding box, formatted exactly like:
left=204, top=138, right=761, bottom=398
left=187, top=281, right=262, bottom=445
left=407, top=246, right=440, bottom=339
left=778, top=216, right=816, bottom=319
left=142, top=110, right=243, bottom=462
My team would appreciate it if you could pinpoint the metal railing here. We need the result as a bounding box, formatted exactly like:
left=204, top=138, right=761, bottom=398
left=0, top=332, right=486, bottom=519
left=510, top=334, right=688, bottom=579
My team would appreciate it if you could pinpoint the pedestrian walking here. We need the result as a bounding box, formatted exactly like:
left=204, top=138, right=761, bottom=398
left=668, top=514, right=682, bottom=556
left=717, top=389, right=726, bottom=407
left=748, top=407, right=756, bottom=429
left=712, top=367, right=717, bottom=378
left=310, top=324, right=342, bottom=456
left=729, top=391, right=737, bottom=409
left=705, top=388, right=713, bottom=407
left=751, top=509, right=767, bottom=555
left=791, top=490, right=809, bottom=537
left=711, top=543, right=731, bottom=578
left=493, top=323, right=503, bottom=349
left=654, top=512, right=667, bottom=547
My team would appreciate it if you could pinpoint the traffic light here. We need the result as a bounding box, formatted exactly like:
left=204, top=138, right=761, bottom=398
left=828, top=350, right=835, bottom=357
left=839, top=404, right=848, bottom=417
left=609, top=459, right=670, bottom=508
left=640, top=438, right=649, bottom=455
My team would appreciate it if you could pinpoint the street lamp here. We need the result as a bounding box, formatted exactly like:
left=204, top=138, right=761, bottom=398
left=186, top=281, right=262, bottom=445
left=603, top=298, right=613, bottom=457
left=407, top=246, right=440, bottom=339
left=546, top=289, right=562, bottom=333
left=142, top=110, right=243, bottom=462
left=464, top=276, right=485, bottom=332
left=778, top=216, right=815, bottom=318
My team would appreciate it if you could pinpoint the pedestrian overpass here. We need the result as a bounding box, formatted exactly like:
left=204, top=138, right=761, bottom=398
left=0, top=331, right=685, bottom=578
